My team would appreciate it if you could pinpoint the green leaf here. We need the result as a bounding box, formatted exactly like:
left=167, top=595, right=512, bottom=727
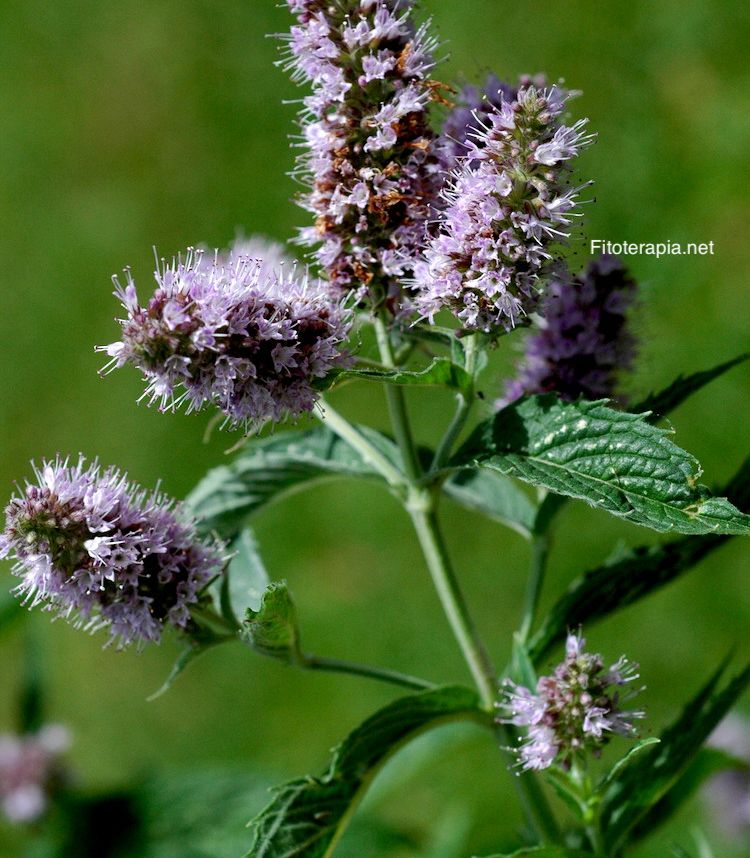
left=240, top=582, right=301, bottom=664
left=542, top=767, right=589, bottom=819
left=318, top=357, right=472, bottom=393
left=475, top=848, right=593, bottom=857
left=247, top=686, right=482, bottom=858
left=528, top=357, right=749, bottom=536
left=443, top=469, right=537, bottom=538
left=187, top=427, right=397, bottom=540
left=454, top=395, right=750, bottom=535
left=509, top=633, right=537, bottom=688
left=600, top=659, right=750, bottom=850
left=631, top=747, right=748, bottom=843
left=600, top=738, right=662, bottom=790
left=529, top=537, right=723, bottom=663
left=633, top=354, right=749, bottom=420
left=528, top=456, right=750, bottom=662
left=223, top=529, right=269, bottom=622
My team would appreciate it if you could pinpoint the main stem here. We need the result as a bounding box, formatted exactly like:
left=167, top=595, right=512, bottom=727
left=371, top=315, right=559, bottom=842
left=408, top=497, right=497, bottom=709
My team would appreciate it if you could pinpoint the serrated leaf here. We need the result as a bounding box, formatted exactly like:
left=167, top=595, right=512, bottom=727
left=529, top=358, right=749, bottom=536
left=454, top=395, right=750, bottom=535
left=633, top=354, right=749, bottom=420
left=528, top=457, right=750, bottom=662
left=600, top=660, right=750, bottom=850
left=475, top=848, right=593, bottom=857
left=187, top=427, right=398, bottom=540
left=318, top=357, right=471, bottom=393
left=240, top=582, right=301, bottom=664
left=443, top=469, right=537, bottom=538
left=631, top=747, right=748, bottom=843
left=529, top=537, right=723, bottom=663
left=222, top=529, right=269, bottom=622
left=247, top=686, right=482, bottom=858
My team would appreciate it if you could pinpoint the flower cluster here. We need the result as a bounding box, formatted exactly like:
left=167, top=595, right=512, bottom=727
left=441, top=73, right=560, bottom=164
left=414, top=85, right=594, bottom=333
left=501, top=254, right=638, bottom=405
left=0, top=725, right=69, bottom=824
left=498, top=633, right=644, bottom=771
left=0, top=458, right=223, bottom=648
left=101, top=248, right=352, bottom=428
left=284, top=0, right=444, bottom=306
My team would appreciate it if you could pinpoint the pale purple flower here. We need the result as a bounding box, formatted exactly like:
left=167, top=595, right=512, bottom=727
left=705, top=716, right=750, bottom=840
left=500, top=255, right=637, bottom=405
left=283, top=0, right=445, bottom=308
left=415, top=85, right=594, bottom=333
left=0, top=725, right=70, bottom=823
left=0, top=457, right=223, bottom=648
left=100, top=248, right=352, bottom=429
left=205, top=235, right=295, bottom=283
left=498, top=632, right=644, bottom=771
left=441, top=73, right=565, bottom=165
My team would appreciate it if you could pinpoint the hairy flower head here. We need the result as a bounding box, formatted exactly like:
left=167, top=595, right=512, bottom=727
left=414, top=85, right=594, bottom=333
left=0, top=457, right=223, bottom=648
left=498, top=632, right=644, bottom=771
left=501, top=254, right=638, bottom=405
left=283, top=0, right=445, bottom=308
left=100, top=248, right=352, bottom=429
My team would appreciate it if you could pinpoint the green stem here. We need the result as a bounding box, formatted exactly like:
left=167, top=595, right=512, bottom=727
left=407, top=492, right=497, bottom=709
left=519, top=533, right=551, bottom=642
left=373, top=313, right=422, bottom=481
left=572, top=760, right=605, bottom=856
left=430, top=334, right=479, bottom=472
left=302, top=653, right=436, bottom=692
left=318, top=395, right=405, bottom=489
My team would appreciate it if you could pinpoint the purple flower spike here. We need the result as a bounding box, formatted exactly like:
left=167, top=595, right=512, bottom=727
left=0, top=457, right=224, bottom=648
left=283, top=0, right=445, bottom=307
left=414, top=85, right=594, bottom=333
left=100, top=248, right=352, bottom=429
left=501, top=255, right=637, bottom=406
left=497, top=632, right=644, bottom=772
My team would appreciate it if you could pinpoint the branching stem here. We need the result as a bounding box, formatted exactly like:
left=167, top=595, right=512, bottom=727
left=302, top=653, right=436, bottom=691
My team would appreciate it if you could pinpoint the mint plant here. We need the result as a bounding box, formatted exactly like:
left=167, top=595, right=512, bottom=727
left=2, top=1, right=749, bottom=855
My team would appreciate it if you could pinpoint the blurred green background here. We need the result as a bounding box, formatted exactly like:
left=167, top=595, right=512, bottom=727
left=1, top=0, right=749, bottom=855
